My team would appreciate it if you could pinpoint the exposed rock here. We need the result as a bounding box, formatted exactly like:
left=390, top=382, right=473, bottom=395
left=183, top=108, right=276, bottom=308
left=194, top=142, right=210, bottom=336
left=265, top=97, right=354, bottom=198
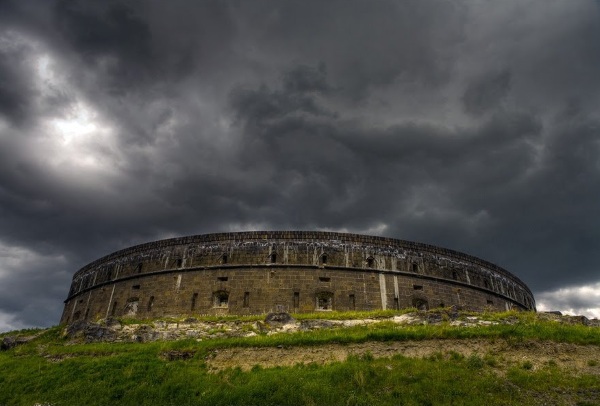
left=265, top=312, right=295, bottom=325
left=133, top=325, right=159, bottom=342
left=161, top=350, right=196, bottom=361
left=564, top=315, right=590, bottom=325
left=55, top=310, right=599, bottom=344
left=104, top=318, right=122, bottom=328
left=65, top=320, right=117, bottom=343
left=545, top=311, right=563, bottom=316
left=1, top=335, right=31, bottom=351
left=299, top=319, right=336, bottom=330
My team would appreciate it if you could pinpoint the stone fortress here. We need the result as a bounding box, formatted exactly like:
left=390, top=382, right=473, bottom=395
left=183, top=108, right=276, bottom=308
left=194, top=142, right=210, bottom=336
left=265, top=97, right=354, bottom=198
left=61, top=231, right=536, bottom=324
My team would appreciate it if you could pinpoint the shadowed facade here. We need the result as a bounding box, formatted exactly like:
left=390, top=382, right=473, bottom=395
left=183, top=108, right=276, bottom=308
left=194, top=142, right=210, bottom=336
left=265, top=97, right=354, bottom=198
left=61, top=231, right=535, bottom=324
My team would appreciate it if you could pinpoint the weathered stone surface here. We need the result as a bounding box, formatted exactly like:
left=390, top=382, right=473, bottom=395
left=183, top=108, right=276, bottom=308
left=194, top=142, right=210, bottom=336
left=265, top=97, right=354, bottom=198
left=299, top=320, right=336, bottom=330
left=1, top=336, right=30, bottom=351
left=55, top=310, right=599, bottom=344
left=265, top=312, right=295, bottom=325
left=65, top=320, right=117, bottom=343
left=133, top=325, right=160, bottom=342
left=60, top=231, right=536, bottom=326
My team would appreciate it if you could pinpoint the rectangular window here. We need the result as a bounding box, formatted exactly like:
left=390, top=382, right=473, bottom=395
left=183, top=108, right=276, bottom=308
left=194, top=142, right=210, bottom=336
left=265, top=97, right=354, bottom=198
left=191, top=293, right=198, bottom=310
left=293, top=292, right=300, bottom=309
left=413, top=285, right=423, bottom=290
left=316, top=293, right=333, bottom=310
left=243, top=292, right=250, bottom=308
left=319, top=277, right=331, bottom=282
left=217, top=276, right=228, bottom=281
left=393, top=297, right=399, bottom=310
left=349, top=294, right=356, bottom=310
left=132, top=284, right=140, bottom=290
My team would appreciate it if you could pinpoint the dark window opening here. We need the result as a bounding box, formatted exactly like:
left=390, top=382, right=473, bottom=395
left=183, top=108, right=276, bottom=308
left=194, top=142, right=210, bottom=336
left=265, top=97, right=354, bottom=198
left=132, top=284, right=140, bottom=290
left=293, top=292, right=300, bottom=309
left=243, top=292, right=250, bottom=308
left=412, top=263, right=418, bottom=272
left=217, top=276, right=228, bottom=281
left=111, top=301, right=118, bottom=316
left=191, top=293, right=198, bottom=311
left=484, top=280, right=490, bottom=289
left=394, top=297, right=399, bottom=310
left=320, top=254, right=327, bottom=265
left=316, top=292, right=333, bottom=311
left=350, top=294, right=356, bottom=310
left=147, top=296, right=154, bottom=312
left=176, top=258, right=183, bottom=268
left=213, top=291, right=229, bottom=308
left=367, top=257, right=374, bottom=268
left=73, top=311, right=81, bottom=321
left=319, top=277, right=331, bottom=282
left=412, top=298, right=429, bottom=311
left=270, top=253, right=277, bottom=263
left=439, top=302, right=445, bottom=308
left=487, top=300, right=493, bottom=305
left=137, top=263, right=143, bottom=273
left=413, top=285, right=423, bottom=290
left=222, top=253, right=228, bottom=264
left=452, top=271, right=458, bottom=280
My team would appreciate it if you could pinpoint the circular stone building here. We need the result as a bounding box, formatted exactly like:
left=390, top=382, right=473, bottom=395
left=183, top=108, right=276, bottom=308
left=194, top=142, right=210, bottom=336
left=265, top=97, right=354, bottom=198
left=60, top=231, right=535, bottom=324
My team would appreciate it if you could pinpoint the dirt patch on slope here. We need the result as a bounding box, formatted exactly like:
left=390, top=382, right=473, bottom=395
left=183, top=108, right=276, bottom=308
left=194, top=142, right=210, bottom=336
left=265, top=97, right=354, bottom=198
left=206, top=339, right=600, bottom=374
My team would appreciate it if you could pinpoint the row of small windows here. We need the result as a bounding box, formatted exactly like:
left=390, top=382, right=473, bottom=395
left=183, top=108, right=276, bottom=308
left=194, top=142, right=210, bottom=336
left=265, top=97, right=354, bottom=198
left=77, top=257, right=529, bottom=307
left=81, top=266, right=506, bottom=296
left=105, top=291, right=344, bottom=314
left=98, top=253, right=519, bottom=294
left=75, top=267, right=520, bottom=306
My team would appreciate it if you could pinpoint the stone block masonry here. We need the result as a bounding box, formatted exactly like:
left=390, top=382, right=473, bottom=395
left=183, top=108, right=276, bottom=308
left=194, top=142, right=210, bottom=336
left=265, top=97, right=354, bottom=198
left=60, top=231, right=536, bottom=324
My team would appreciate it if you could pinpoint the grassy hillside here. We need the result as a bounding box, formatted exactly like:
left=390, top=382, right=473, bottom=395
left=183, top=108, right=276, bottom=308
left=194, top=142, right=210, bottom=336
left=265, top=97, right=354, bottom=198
left=1, top=310, right=599, bottom=406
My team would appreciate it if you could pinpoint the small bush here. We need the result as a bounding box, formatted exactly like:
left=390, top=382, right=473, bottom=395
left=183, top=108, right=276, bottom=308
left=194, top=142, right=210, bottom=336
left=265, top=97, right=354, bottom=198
left=483, top=354, right=498, bottom=367
left=448, top=351, right=464, bottom=361
left=467, top=354, right=485, bottom=369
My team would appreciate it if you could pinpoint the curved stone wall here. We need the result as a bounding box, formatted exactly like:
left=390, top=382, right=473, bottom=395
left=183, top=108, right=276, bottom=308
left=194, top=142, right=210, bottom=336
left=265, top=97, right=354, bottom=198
left=60, top=231, right=536, bottom=324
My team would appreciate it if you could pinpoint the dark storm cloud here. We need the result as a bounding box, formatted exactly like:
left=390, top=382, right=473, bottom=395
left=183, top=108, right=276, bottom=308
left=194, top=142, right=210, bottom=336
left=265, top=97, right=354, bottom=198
left=0, top=38, right=34, bottom=124
left=462, top=70, right=511, bottom=116
left=1, top=0, right=600, bottom=330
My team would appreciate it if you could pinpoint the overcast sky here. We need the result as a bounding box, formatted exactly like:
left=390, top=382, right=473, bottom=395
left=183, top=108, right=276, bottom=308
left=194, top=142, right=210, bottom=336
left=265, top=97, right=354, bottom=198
left=1, top=0, right=599, bottom=332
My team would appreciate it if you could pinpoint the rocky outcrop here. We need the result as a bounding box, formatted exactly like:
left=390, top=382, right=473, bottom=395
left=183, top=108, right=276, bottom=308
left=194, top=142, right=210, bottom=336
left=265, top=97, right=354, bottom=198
left=57, top=309, right=600, bottom=344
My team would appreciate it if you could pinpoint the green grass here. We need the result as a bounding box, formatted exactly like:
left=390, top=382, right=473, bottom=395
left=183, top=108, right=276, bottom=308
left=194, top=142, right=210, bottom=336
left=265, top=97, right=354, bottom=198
left=1, top=311, right=599, bottom=405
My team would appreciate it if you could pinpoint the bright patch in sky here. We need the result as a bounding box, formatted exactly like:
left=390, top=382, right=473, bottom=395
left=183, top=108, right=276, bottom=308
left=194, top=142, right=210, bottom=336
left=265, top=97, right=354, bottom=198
left=52, top=103, right=103, bottom=145
left=536, top=282, right=600, bottom=319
